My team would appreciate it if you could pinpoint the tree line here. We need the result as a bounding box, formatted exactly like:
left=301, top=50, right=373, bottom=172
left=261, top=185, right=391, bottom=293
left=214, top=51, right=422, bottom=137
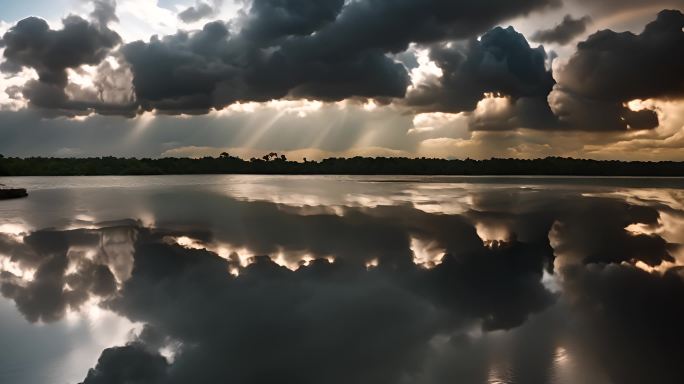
left=1, top=153, right=684, bottom=176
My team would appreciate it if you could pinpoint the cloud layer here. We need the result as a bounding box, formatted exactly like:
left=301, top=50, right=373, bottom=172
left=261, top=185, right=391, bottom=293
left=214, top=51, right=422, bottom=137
left=0, top=1, right=682, bottom=158
left=531, top=14, right=591, bottom=45
left=550, top=10, right=684, bottom=131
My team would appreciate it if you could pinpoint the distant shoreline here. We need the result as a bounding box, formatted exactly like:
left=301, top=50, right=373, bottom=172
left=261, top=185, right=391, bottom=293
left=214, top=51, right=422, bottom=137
left=2, top=156, right=684, bottom=177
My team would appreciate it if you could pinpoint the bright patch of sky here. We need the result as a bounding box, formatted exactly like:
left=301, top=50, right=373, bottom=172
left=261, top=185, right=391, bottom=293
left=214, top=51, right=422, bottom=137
left=0, top=0, right=73, bottom=23
left=0, top=0, right=243, bottom=42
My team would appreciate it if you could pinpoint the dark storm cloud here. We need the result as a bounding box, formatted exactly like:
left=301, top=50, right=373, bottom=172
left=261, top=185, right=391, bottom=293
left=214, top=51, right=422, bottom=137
left=422, top=9, right=684, bottom=132
left=0, top=0, right=681, bottom=135
left=408, top=27, right=555, bottom=113
left=90, top=0, right=119, bottom=26
left=551, top=9, right=684, bottom=131
left=81, top=342, right=169, bottom=384
left=531, top=14, right=591, bottom=45
left=240, top=0, right=346, bottom=44
left=120, top=20, right=409, bottom=112
left=119, top=0, right=559, bottom=113
left=571, top=0, right=684, bottom=15
left=560, top=9, right=684, bottom=100
left=549, top=88, right=660, bottom=131
left=0, top=1, right=132, bottom=115
left=406, top=26, right=558, bottom=131
left=0, top=16, right=120, bottom=86
left=120, top=22, right=235, bottom=113
left=298, top=0, right=559, bottom=54
left=178, top=0, right=222, bottom=23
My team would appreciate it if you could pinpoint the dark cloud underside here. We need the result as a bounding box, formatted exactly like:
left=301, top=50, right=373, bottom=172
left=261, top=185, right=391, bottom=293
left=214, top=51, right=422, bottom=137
left=119, top=0, right=559, bottom=113
left=179, top=1, right=220, bottom=23
left=406, top=26, right=559, bottom=131
left=0, top=1, right=133, bottom=115
left=531, top=14, right=591, bottom=45
left=551, top=9, right=684, bottom=131
left=0, top=1, right=682, bottom=132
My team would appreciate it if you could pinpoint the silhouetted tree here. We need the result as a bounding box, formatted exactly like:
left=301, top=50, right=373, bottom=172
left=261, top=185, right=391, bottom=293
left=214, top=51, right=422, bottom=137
left=0, top=156, right=682, bottom=176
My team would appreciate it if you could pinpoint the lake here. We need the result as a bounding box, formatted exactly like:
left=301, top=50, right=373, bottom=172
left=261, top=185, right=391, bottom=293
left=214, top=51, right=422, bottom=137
left=1, top=175, right=683, bottom=384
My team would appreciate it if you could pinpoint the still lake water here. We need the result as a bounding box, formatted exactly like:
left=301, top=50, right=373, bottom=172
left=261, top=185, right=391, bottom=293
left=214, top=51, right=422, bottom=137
left=1, top=175, right=683, bottom=384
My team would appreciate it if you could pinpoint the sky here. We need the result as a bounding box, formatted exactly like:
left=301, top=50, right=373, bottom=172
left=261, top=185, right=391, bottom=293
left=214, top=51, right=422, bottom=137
left=0, top=0, right=683, bottom=160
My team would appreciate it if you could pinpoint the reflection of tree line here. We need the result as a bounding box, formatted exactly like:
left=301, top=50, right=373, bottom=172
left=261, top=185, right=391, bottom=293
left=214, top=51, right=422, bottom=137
left=1, top=154, right=684, bottom=176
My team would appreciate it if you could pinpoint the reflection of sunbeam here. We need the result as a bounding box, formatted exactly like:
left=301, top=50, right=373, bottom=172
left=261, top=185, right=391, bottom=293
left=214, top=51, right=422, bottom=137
left=272, top=252, right=317, bottom=271
left=345, top=194, right=396, bottom=208
left=406, top=185, right=473, bottom=215
left=542, top=270, right=561, bottom=293
left=165, top=226, right=348, bottom=274
left=217, top=246, right=255, bottom=268
left=0, top=222, right=30, bottom=242
left=172, top=236, right=206, bottom=250
left=0, top=223, right=35, bottom=282
left=410, top=237, right=445, bottom=269
left=167, top=236, right=255, bottom=268
left=476, top=223, right=511, bottom=248
left=549, top=220, right=583, bottom=272
left=0, top=257, right=36, bottom=282
left=487, top=360, right=514, bottom=384
left=59, top=306, right=143, bottom=383
left=365, top=258, right=379, bottom=270
left=587, top=189, right=684, bottom=211
left=550, top=346, right=574, bottom=384
left=100, top=226, right=137, bottom=285
left=632, top=260, right=682, bottom=274
left=624, top=222, right=658, bottom=236
left=74, top=214, right=96, bottom=222
left=159, top=343, right=181, bottom=364
left=655, top=211, right=684, bottom=243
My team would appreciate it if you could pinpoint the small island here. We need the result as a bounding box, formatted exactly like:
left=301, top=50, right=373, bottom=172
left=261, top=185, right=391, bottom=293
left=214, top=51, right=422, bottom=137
left=0, top=184, right=28, bottom=200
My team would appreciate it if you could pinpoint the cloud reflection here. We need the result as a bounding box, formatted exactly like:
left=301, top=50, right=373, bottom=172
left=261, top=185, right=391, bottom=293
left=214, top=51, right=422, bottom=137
left=0, top=177, right=682, bottom=383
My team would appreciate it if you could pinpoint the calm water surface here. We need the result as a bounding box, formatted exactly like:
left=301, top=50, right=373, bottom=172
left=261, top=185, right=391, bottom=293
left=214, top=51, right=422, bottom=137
left=1, top=176, right=683, bottom=384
